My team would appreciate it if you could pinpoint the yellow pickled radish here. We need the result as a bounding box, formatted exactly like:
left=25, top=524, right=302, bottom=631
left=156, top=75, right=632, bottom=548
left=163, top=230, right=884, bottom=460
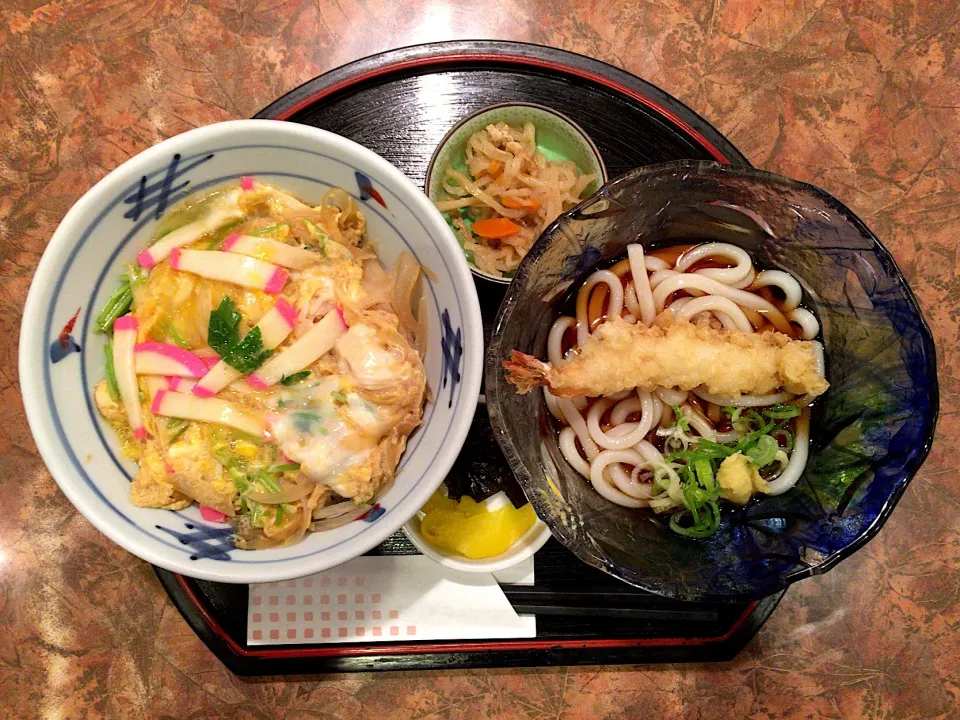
left=419, top=490, right=538, bottom=559
left=421, top=489, right=458, bottom=515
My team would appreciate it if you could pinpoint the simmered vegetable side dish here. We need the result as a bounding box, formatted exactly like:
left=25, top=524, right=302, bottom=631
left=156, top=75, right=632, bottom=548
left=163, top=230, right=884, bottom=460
left=435, top=122, right=595, bottom=277
left=94, top=178, right=428, bottom=549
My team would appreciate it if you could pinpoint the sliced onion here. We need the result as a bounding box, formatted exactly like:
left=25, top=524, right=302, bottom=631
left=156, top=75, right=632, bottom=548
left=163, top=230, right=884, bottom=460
left=311, top=503, right=372, bottom=531
left=414, top=295, right=428, bottom=358
left=242, top=535, right=287, bottom=550
left=312, top=501, right=353, bottom=520
left=392, top=252, right=421, bottom=336
left=247, top=482, right=316, bottom=504
left=715, top=430, right=742, bottom=443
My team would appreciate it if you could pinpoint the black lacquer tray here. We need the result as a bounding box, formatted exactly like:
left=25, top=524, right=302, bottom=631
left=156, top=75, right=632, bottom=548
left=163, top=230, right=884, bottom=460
left=154, top=40, right=783, bottom=675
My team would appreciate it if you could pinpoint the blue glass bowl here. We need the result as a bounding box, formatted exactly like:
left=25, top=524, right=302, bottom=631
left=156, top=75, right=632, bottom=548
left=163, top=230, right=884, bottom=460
left=486, top=161, right=939, bottom=602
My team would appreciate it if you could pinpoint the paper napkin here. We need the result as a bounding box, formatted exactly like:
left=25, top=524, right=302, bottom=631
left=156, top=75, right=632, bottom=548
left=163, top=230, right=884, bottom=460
left=248, top=555, right=535, bottom=645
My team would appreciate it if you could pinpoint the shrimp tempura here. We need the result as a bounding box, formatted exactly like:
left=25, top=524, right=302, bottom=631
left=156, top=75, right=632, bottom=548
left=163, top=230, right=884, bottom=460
left=504, top=315, right=829, bottom=399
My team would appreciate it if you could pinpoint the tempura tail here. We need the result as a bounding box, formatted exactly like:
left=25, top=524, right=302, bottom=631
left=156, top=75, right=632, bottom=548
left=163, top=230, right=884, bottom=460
left=503, top=351, right=553, bottom=395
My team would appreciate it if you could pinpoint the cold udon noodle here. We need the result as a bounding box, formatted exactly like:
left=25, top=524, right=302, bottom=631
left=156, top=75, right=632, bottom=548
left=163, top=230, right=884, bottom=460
left=546, top=242, right=826, bottom=533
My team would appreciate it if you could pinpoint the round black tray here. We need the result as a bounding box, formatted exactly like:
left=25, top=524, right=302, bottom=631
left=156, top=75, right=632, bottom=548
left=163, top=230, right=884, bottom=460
left=155, top=41, right=781, bottom=674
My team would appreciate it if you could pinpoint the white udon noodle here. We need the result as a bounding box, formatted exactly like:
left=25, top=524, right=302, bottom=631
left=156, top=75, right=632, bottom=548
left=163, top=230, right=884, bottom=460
left=550, top=242, right=825, bottom=510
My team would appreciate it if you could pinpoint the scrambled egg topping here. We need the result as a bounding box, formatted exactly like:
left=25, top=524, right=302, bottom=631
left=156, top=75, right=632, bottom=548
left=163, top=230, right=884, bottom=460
left=95, top=183, right=427, bottom=548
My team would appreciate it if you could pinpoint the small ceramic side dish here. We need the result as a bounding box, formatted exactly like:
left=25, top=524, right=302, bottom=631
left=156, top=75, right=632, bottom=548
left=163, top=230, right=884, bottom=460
left=425, top=102, right=607, bottom=284
left=403, top=487, right=552, bottom=573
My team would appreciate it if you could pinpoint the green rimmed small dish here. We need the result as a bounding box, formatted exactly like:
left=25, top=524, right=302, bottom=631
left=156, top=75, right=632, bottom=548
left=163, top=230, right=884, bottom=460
left=425, top=102, right=608, bottom=284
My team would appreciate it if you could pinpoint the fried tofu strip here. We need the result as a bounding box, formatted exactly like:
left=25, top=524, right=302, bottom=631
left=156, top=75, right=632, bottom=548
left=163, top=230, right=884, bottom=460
left=505, top=316, right=828, bottom=399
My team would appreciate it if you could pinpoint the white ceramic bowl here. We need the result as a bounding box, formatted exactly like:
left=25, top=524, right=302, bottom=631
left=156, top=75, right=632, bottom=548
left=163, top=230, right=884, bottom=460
left=402, top=492, right=552, bottom=574
left=19, top=119, right=483, bottom=584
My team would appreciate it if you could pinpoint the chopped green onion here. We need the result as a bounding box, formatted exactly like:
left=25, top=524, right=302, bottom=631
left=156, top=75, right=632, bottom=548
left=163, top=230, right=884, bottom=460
left=764, top=404, right=801, bottom=419
left=670, top=405, right=690, bottom=432
left=229, top=429, right=265, bottom=446
left=96, top=265, right=147, bottom=334
left=231, top=472, right=251, bottom=494
left=161, top=318, right=190, bottom=349
left=331, top=391, right=348, bottom=405
left=205, top=218, right=246, bottom=249
left=734, top=418, right=776, bottom=454
left=745, top=410, right=767, bottom=430
left=251, top=222, right=290, bottom=237
left=303, top=220, right=329, bottom=258
left=256, top=469, right=282, bottom=494
left=249, top=500, right=265, bottom=527
left=693, top=458, right=717, bottom=493
left=275, top=505, right=285, bottom=525
left=669, top=502, right=721, bottom=537
left=128, top=263, right=148, bottom=290
left=653, top=472, right=672, bottom=492
left=746, top=434, right=779, bottom=467
left=280, top=371, right=311, bottom=386
left=682, top=482, right=707, bottom=513
left=214, top=447, right=235, bottom=469
left=269, top=463, right=301, bottom=474
left=95, top=283, right=133, bottom=333
left=779, top=426, right=796, bottom=453
left=697, top=438, right=737, bottom=456
left=104, top=340, right=120, bottom=401
left=168, top=424, right=189, bottom=444
left=165, top=417, right=185, bottom=429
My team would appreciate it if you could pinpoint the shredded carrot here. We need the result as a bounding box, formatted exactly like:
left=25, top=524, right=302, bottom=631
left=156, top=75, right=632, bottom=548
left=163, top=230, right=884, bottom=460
left=476, top=160, right=502, bottom=178
left=501, top=196, right=540, bottom=211
left=472, top=217, right=522, bottom=239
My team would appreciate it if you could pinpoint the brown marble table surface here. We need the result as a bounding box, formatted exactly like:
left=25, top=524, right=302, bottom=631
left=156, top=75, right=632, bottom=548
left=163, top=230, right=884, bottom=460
left=2, top=1, right=958, bottom=718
